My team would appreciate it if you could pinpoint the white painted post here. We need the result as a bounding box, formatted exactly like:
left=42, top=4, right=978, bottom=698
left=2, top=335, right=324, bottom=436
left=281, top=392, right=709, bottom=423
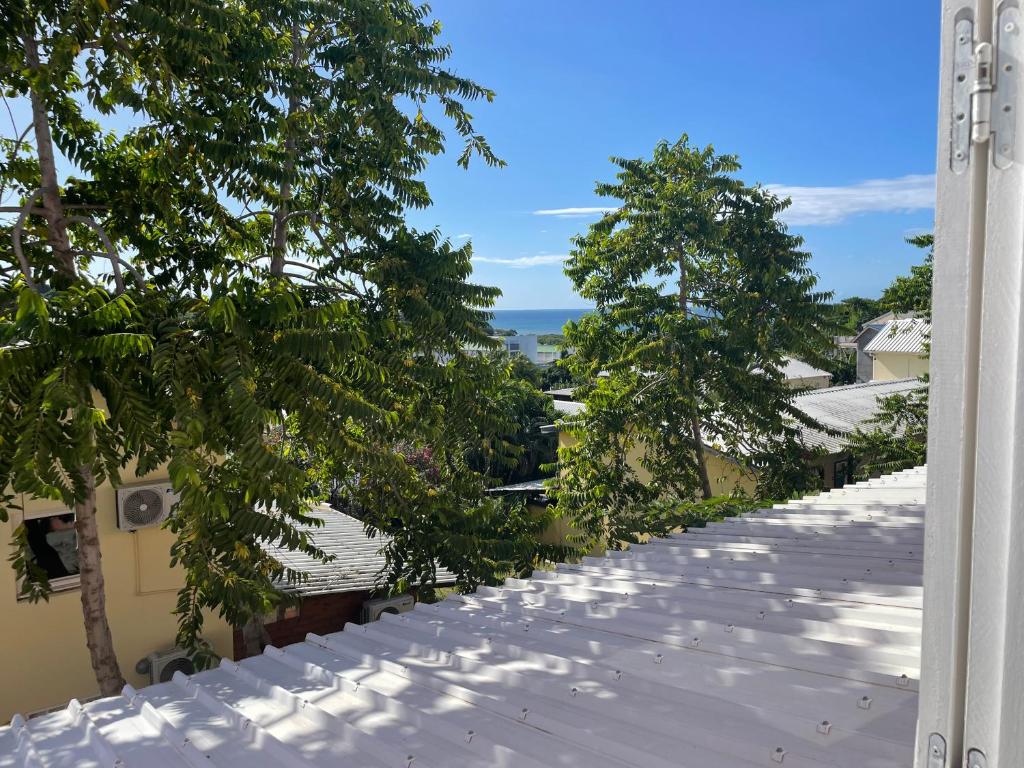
left=920, top=2, right=1024, bottom=766
left=918, top=3, right=989, bottom=766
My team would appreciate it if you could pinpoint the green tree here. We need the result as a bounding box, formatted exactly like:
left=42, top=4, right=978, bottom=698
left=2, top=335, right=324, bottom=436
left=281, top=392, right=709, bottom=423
left=557, top=136, right=832, bottom=548
left=1, top=0, right=500, bottom=691
left=848, top=234, right=933, bottom=476
left=882, top=234, right=934, bottom=319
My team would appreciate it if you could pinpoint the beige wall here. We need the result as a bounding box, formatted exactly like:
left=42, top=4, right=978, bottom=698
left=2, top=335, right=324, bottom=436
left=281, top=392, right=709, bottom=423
left=871, top=352, right=929, bottom=381
left=786, top=375, right=832, bottom=390
left=1, top=467, right=233, bottom=722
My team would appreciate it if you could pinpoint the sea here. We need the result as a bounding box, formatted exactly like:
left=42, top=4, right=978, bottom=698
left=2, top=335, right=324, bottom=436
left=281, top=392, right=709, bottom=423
left=489, top=308, right=592, bottom=335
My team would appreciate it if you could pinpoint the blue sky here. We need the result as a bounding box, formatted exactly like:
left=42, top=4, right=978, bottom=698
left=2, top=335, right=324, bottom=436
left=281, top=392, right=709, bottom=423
left=406, top=1, right=941, bottom=309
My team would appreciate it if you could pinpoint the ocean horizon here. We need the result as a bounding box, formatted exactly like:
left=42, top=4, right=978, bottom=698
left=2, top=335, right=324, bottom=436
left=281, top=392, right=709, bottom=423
left=489, top=308, right=592, bottom=335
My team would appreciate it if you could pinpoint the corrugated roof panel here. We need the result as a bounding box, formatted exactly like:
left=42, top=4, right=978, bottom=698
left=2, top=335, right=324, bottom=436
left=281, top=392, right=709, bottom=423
left=266, top=506, right=454, bottom=596
left=793, top=378, right=925, bottom=452
left=0, top=467, right=926, bottom=767
left=862, top=319, right=931, bottom=355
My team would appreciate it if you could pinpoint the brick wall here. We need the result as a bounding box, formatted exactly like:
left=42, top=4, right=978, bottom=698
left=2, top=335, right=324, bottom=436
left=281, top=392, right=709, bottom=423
left=233, top=590, right=370, bottom=659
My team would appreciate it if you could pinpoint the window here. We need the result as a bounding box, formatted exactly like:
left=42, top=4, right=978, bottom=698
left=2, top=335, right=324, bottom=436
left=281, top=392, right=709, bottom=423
left=508, top=342, right=520, bottom=352
left=832, top=458, right=850, bottom=489
left=22, top=510, right=79, bottom=592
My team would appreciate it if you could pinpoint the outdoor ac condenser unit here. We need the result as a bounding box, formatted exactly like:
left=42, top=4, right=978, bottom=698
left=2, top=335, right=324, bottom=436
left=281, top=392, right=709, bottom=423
left=116, top=483, right=178, bottom=531
left=361, top=594, right=415, bottom=623
left=142, top=647, right=194, bottom=685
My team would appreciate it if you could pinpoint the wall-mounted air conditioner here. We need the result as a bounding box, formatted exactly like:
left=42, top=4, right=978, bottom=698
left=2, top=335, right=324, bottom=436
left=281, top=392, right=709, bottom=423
left=361, top=594, right=415, bottom=623
left=137, top=647, right=194, bottom=685
left=116, top=484, right=178, bottom=531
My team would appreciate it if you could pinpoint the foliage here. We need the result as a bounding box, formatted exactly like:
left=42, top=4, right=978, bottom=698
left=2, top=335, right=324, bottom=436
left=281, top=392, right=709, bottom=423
left=556, top=135, right=833, bottom=548
left=849, top=233, right=933, bottom=477
left=1, top=0, right=504, bottom=686
left=882, top=234, right=934, bottom=320
left=848, top=386, right=929, bottom=478
left=537, top=333, right=566, bottom=346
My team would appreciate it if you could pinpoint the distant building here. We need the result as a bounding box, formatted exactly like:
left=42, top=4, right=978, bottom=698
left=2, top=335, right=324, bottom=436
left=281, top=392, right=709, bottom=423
left=781, top=357, right=832, bottom=390
left=863, top=317, right=930, bottom=381
left=549, top=377, right=926, bottom=491
left=846, top=311, right=898, bottom=383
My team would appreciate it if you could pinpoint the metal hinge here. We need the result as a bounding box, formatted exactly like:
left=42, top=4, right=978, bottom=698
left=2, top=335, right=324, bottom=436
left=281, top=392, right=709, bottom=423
left=951, top=7, right=1020, bottom=172
left=927, top=732, right=946, bottom=768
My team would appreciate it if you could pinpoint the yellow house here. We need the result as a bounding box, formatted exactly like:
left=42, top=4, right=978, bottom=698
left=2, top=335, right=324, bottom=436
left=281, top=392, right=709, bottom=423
left=863, top=317, right=930, bottom=381
left=1, top=464, right=234, bottom=723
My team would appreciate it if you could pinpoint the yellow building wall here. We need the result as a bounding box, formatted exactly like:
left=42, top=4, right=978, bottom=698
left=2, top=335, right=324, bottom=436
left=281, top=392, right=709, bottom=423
left=549, top=432, right=760, bottom=550
left=1, top=466, right=234, bottom=723
left=871, top=352, right=929, bottom=381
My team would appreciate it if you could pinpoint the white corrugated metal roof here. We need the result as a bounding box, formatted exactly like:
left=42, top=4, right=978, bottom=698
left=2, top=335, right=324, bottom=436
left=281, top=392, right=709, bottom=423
left=553, top=399, right=585, bottom=417
left=781, top=357, right=832, bottom=381
left=863, top=319, right=931, bottom=355
left=794, top=378, right=925, bottom=453
left=268, top=506, right=454, bottom=597
left=0, top=468, right=926, bottom=767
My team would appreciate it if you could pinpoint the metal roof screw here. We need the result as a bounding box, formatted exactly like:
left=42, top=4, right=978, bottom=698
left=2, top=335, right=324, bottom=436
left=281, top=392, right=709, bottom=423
left=520, top=708, right=529, bottom=721
left=570, top=687, right=579, bottom=697
left=523, top=624, right=530, bottom=632
left=654, top=653, right=664, bottom=664
left=725, top=624, right=735, bottom=633
left=817, top=720, right=832, bottom=735
left=465, top=730, right=475, bottom=743
left=758, top=611, right=766, bottom=621
left=858, top=696, right=873, bottom=710
left=406, top=756, right=415, bottom=767
left=690, top=636, right=701, bottom=648
left=897, top=674, right=910, bottom=687
left=772, top=746, right=786, bottom=763
left=613, top=669, right=622, bottom=680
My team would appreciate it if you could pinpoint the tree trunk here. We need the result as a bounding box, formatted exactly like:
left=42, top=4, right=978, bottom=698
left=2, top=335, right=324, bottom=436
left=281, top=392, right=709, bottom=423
left=270, top=27, right=301, bottom=277
left=689, top=416, right=713, bottom=500
left=75, top=466, right=126, bottom=695
left=241, top=615, right=271, bottom=658
left=678, top=254, right=713, bottom=499
left=25, top=34, right=125, bottom=695
left=23, top=35, right=74, bottom=275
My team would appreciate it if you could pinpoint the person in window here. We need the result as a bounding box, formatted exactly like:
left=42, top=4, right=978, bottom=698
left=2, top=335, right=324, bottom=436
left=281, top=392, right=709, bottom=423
left=25, top=513, right=79, bottom=579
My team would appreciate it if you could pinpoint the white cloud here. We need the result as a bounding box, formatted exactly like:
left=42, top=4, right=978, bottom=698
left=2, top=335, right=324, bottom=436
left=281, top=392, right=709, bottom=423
left=766, top=174, right=936, bottom=226
left=472, top=253, right=569, bottom=268
left=455, top=233, right=471, bottom=239
left=532, top=206, right=616, bottom=218
left=534, top=174, right=936, bottom=228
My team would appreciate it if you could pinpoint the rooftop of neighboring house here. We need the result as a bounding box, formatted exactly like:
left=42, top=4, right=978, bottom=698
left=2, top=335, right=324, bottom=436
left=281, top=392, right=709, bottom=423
left=863, top=318, right=931, bottom=356
left=793, top=377, right=925, bottom=453
left=0, top=467, right=926, bottom=767
left=267, top=506, right=455, bottom=597
left=549, top=377, right=926, bottom=455
left=781, top=356, right=832, bottom=381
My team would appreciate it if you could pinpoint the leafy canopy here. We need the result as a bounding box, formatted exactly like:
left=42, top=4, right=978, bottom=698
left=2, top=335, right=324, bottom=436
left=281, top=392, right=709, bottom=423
left=556, top=135, right=832, bottom=548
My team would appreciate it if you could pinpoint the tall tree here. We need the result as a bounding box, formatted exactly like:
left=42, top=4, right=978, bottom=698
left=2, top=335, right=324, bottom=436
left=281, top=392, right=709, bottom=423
left=1, top=0, right=501, bottom=692
left=557, top=135, right=832, bottom=547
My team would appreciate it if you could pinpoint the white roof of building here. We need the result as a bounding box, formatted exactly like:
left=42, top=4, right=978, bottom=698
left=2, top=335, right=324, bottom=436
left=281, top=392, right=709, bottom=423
left=0, top=468, right=927, bottom=767
left=268, top=506, right=454, bottom=597
left=552, top=399, right=585, bottom=417
left=794, top=378, right=925, bottom=453
left=781, top=357, right=832, bottom=381
left=863, top=318, right=931, bottom=355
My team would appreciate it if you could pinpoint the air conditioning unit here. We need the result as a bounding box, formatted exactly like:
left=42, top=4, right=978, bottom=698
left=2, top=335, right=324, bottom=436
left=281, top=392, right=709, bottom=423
left=361, top=594, right=415, bottom=623
left=116, top=483, right=178, bottom=531
left=140, top=647, right=194, bottom=685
